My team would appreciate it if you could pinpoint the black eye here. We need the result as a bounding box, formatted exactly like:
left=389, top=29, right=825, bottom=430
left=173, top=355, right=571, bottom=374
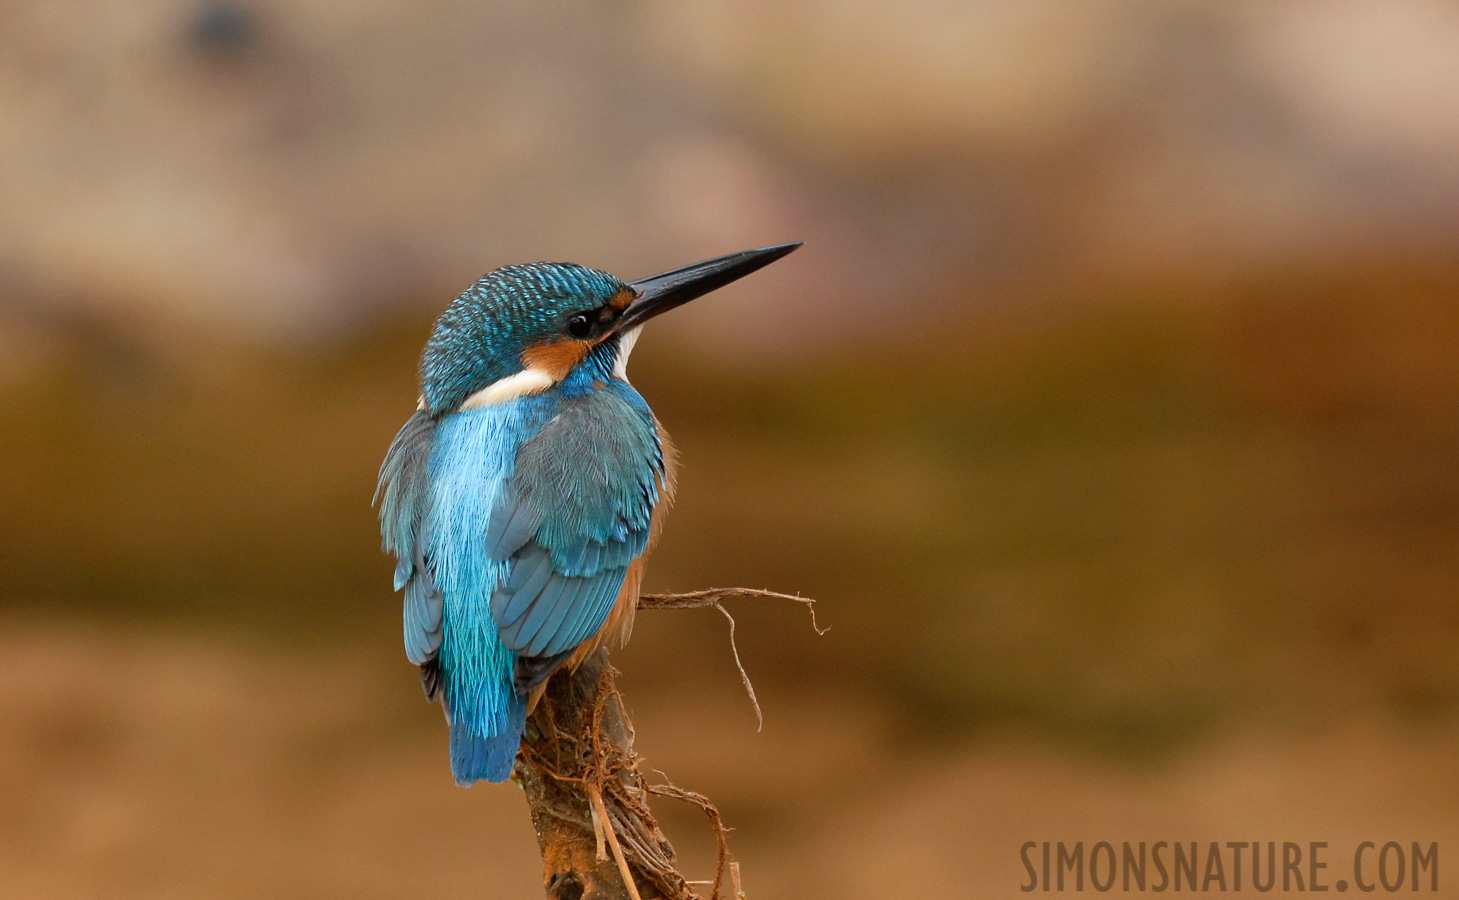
left=567, top=313, right=592, bottom=339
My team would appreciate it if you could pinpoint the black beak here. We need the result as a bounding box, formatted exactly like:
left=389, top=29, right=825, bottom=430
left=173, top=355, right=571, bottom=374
left=618, top=242, right=802, bottom=332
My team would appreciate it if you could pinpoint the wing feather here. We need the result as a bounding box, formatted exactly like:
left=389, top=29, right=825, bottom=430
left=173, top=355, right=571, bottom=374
left=494, top=545, right=555, bottom=626
left=376, top=410, right=445, bottom=668
left=520, top=574, right=583, bottom=657
left=486, top=384, right=665, bottom=669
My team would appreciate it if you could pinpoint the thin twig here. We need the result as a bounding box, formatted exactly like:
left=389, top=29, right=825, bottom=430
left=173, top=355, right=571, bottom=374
left=590, top=788, right=644, bottom=900
left=639, top=588, right=827, bottom=731
left=647, top=781, right=734, bottom=900
left=715, top=604, right=762, bottom=731
left=588, top=791, right=608, bottom=862
left=639, top=587, right=829, bottom=636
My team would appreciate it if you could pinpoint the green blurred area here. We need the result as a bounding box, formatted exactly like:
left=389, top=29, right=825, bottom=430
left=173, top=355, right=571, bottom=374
left=6, top=258, right=1456, bottom=760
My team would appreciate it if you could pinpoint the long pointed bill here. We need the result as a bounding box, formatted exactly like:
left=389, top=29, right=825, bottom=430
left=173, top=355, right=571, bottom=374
left=617, top=242, right=802, bottom=333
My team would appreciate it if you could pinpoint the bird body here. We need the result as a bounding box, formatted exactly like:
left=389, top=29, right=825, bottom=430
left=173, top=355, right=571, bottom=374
left=377, top=245, right=798, bottom=785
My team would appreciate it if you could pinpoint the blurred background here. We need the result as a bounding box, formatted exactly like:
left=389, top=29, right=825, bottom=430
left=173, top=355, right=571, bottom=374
left=2, top=1, right=1458, bottom=896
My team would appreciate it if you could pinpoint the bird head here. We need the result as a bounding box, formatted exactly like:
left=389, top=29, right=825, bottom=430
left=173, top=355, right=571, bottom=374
left=418, top=243, right=801, bottom=416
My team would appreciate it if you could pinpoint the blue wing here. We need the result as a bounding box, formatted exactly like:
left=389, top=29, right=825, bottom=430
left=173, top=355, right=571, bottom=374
left=487, top=383, right=666, bottom=669
left=375, top=410, right=444, bottom=673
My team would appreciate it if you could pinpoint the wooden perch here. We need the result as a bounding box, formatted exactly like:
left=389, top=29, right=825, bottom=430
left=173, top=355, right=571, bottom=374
left=515, top=589, right=823, bottom=900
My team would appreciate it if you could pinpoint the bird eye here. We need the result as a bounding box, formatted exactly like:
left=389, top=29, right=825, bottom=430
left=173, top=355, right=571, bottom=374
left=567, top=313, right=592, bottom=339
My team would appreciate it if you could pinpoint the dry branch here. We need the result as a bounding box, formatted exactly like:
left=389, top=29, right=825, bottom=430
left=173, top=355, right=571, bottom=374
left=515, top=588, right=822, bottom=899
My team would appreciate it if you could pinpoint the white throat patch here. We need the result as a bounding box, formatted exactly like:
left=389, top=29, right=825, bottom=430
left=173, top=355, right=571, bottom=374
left=612, top=325, right=642, bottom=381
left=458, top=367, right=556, bottom=410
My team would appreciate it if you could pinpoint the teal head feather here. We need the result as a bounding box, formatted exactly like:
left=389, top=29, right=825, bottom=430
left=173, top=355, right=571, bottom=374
left=420, top=263, right=631, bottom=416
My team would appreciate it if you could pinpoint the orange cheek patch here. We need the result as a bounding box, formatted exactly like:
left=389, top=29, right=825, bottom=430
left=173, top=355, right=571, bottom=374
left=609, top=287, right=636, bottom=311
left=521, top=339, right=591, bottom=380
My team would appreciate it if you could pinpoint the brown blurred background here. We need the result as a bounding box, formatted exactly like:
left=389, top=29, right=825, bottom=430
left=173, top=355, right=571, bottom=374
left=2, top=1, right=1458, bottom=897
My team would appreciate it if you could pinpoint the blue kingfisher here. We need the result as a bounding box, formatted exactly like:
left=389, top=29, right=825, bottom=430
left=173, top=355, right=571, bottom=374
left=376, top=243, right=801, bottom=784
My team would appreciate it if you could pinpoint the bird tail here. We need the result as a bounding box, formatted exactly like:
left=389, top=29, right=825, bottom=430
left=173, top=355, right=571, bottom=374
left=448, top=695, right=527, bottom=786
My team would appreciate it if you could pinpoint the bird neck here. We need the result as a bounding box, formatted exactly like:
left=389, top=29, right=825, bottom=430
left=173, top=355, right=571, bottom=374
left=451, top=339, right=619, bottom=413
left=552, top=341, right=619, bottom=397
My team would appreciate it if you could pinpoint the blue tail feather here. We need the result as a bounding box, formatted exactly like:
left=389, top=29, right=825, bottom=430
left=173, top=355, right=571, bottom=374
left=449, top=695, right=527, bottom=786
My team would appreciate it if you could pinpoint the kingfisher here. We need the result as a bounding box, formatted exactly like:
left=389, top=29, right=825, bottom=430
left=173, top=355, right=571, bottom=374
left=375, top=243, right=801, bottom=786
